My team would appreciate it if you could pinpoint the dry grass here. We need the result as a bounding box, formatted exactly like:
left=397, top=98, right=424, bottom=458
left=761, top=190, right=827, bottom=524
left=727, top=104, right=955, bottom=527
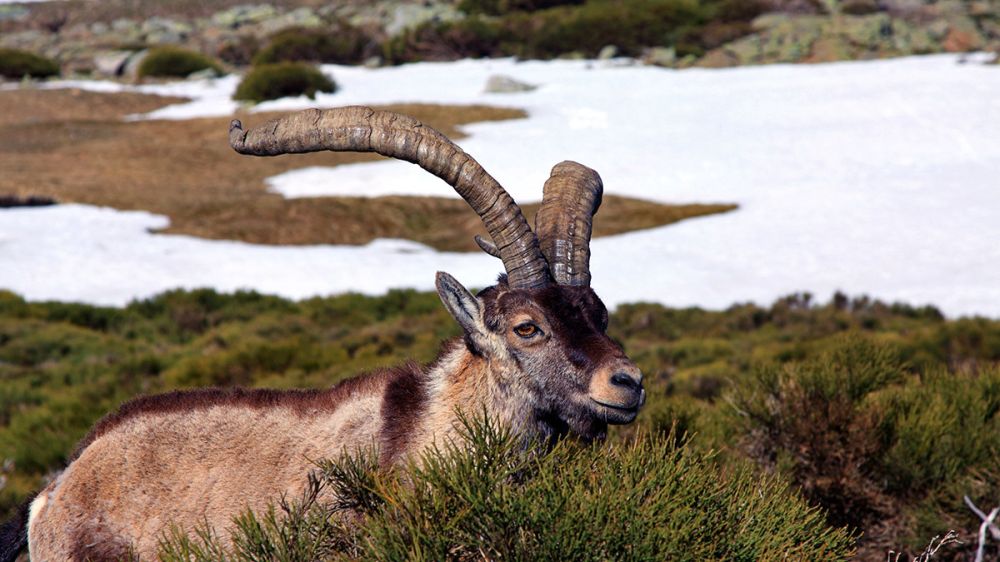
left=0, top=88, right=735, bottom=251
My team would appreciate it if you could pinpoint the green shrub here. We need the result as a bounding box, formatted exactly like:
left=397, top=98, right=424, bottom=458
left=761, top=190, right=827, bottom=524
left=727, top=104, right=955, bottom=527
left=382, top=18, right=506, bottom=64
left=0, top=48, right=59, bottom=79
left=159, top=417, right=856, bottom=560
left=252, top=25, right=370, bottom=66
left=384, top=0, right=716, bottom=63
left=458, top=0, right=583, bottom=16
left=233, top=63, right=336, bottom=103
left=840, top=0, right=881, bottom=16
left=3, top=289, right=1000, bottom=551
left=137, top=46, right=223, bottom=79
left=876, top=367, right=1000, bottom=494
left=216, top=35, right=261, bottom=66
left=510, top=0, right=711, bottom=58
left=730, top=337, right=907, bottom=529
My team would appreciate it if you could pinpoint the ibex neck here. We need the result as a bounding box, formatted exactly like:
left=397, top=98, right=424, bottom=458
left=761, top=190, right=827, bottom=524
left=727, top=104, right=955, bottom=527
left=385, top=340, right=534, bottom=465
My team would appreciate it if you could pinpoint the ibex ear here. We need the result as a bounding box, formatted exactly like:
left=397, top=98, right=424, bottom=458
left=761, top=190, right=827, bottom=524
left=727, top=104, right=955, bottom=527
left=435, top=271, right=487, bottom=338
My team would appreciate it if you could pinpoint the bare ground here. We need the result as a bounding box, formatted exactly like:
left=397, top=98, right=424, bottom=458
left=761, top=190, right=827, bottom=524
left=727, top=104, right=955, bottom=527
left=0, top=88, right=735, bottom=252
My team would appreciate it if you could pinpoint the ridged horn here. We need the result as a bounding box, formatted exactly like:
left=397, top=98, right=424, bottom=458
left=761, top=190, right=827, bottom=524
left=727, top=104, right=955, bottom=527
left=229, top=106, right=550, bottom=289
left=534, top=161, right=603, bottom=286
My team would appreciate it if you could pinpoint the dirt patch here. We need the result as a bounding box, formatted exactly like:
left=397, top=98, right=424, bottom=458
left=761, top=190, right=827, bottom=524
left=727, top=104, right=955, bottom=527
left=0, top=88, right=736, bottom=252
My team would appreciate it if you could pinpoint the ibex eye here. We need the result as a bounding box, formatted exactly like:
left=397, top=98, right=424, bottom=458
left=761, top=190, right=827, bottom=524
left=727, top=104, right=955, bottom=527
left=513, top=322, right=540, bottom=338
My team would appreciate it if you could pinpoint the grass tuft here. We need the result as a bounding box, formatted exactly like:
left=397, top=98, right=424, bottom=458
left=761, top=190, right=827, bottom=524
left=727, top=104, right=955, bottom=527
left=137, top=46, right=223, bottom=79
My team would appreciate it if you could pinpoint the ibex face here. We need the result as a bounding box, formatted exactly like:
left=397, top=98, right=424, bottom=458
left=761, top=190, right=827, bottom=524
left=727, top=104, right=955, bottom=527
left=437, top=273, right=644, bottom=441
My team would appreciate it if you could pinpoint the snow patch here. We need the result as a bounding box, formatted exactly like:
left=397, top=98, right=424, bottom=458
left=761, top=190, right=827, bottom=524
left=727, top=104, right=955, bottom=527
left=4, top=55, right=1000, bottom=317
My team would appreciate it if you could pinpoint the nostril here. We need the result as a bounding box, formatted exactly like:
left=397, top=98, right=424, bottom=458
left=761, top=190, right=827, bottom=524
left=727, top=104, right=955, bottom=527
left=610, top=372, right=640, bottom=391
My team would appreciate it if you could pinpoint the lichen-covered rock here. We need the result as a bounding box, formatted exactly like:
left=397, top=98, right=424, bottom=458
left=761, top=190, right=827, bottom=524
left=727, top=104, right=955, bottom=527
left=941, top=15, right=986, bottom=51
left=720, top=34, right=764, bottom=65
left=0, top=5, right=29, bottom=22
left=259, top=7, right=323, bottom=35
left=840, top=13, right=894, bottom=48
left=483, top=74, right=537, bottom=93
left=806, top=36, right=851, bottom=62
left=211, top=4, right=278, bottom=29
left=386, top=3, right=460, bottom=36
left=93, top=50, right=132, bottom=76
left=697, top=48, right=741, bottom=67
left=892, top=20, right=937, bottom=54
left=122, top=49, right=149, bottom=79
left=642, top=46, right=676, bottom=67
left=760, top=15, right=825, bottom=62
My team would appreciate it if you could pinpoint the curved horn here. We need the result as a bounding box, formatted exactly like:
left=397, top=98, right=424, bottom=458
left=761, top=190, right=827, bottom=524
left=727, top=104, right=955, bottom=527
left=534, top=161, right=603, bottom=286
left=229, top=106, right=549, bottom=289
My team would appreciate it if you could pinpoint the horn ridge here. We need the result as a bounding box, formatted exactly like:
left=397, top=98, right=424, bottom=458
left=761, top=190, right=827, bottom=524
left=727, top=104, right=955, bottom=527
left=534, top=161, right=603, bottom=286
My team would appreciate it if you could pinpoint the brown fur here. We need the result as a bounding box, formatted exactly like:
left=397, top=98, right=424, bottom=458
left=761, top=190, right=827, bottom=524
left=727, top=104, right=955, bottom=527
left=26, top=278, right=642, bottom=561
left=69, top=377, right=385, bottom=463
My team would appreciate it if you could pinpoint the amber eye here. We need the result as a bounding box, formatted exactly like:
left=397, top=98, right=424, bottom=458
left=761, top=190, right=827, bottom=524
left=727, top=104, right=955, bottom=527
left=513, top=322, right=540, bottom=338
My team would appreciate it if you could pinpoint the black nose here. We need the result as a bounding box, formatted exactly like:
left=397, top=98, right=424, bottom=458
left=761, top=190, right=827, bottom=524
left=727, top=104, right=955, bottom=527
left=610, top=372, right=642, bottom=391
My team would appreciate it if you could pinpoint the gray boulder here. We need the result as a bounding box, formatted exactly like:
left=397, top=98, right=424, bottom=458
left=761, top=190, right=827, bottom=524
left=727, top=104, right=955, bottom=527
left=483, top=74, right=537, bottom=94
left=93, top=50, right=133, bottom=76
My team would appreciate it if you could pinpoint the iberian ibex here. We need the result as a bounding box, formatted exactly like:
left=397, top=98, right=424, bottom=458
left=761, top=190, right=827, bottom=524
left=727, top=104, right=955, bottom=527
left=1, top=106, right=645, bottom=561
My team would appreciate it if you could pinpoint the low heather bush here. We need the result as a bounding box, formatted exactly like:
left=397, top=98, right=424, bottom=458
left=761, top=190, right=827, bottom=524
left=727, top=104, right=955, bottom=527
left=252, top=25, right=371, bottom=66
left=457, top=0, right=584, bottom=15
left=0, top=48, right=59, bottom=79
left=233, top=63, right=336, bottom=103
left=3, top=290, right=999, bottom=554
left=383, top=0, right=718, bottom=62
left=730, top=337, right=906, bottom=530
left=137, top=46, right=223, bottom=78
left=159, top=417, right=856, bottom=560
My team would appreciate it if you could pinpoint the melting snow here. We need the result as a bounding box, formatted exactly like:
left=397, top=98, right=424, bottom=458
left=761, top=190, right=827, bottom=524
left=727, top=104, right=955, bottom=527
left=3, top=55, right=999, bottom=317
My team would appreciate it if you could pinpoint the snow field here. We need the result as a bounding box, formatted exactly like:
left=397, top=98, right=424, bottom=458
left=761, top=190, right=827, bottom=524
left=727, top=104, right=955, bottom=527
left=3, top=55, right=998, bottom=317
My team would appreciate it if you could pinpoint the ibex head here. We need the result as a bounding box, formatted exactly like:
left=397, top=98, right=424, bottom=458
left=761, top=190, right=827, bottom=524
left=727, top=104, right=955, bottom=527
left=230, top=106, right=644, bottom=441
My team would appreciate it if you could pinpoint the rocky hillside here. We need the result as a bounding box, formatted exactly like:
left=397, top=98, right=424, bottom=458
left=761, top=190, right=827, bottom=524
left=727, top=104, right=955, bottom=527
left=0, top=0, right=996, bottom=80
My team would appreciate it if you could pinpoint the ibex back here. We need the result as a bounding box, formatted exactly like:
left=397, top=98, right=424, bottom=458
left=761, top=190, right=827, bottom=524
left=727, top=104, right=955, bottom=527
left=5, top=106, right=644, bottom=561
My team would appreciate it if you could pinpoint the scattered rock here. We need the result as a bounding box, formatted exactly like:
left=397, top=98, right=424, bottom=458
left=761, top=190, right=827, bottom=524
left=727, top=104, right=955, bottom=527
left=841, top=13, right=894, bottom=48
left=122, top=49, right=149, bottom=79
left=483, top=74, right=537, bottom=94
left=734, top=33, right=767, bottom=64
left=211, top=4, right=278, bottom=29
left=259, top=7, right=323, bottom=35
left=942, top=15, right=986, bottom=51
left=806, top=36, right=851, bottom=62
left=642, top=46, right=676, bottom=67
left=926, top=18, right=951, bottom=40
left=186, top=67, right=220, bottom=80
left=891, top=20, right=936, bottom=54
left=386, top=3, right=460, bottom=36
left=0, top=5, right=28, bottom=23
left=93, top=50, right=133, bottom=76
left=697, top=48, right=740, bottom=67
left=597, top=45, right=619, bottom=60
left=752, top=13, right=792, bottom=32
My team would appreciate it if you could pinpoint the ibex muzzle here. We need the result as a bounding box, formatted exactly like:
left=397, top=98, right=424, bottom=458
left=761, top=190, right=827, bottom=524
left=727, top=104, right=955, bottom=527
left=10, top=106, right=644, bottom=561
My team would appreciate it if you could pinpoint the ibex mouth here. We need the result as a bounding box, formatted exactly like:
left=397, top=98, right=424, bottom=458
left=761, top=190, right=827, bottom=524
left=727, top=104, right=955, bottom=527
left=590, top=398, right=641, bottom=423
